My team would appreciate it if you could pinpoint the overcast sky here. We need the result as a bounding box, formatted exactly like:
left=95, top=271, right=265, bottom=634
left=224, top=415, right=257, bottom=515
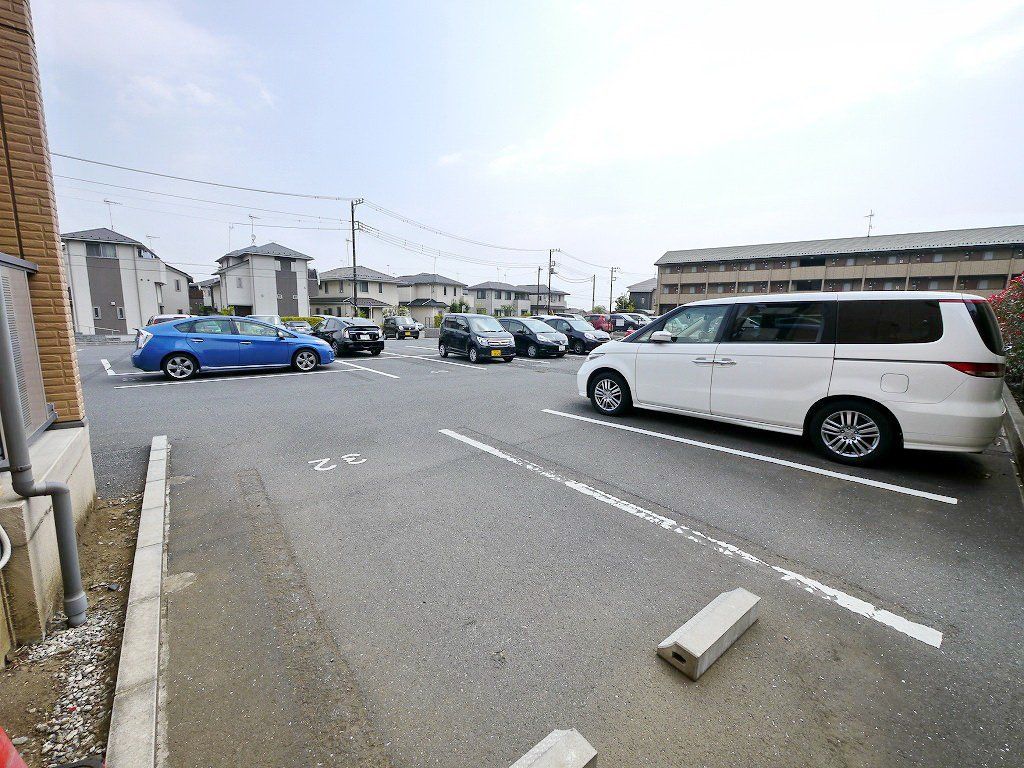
left=33, top=0, right=1024, bottom=308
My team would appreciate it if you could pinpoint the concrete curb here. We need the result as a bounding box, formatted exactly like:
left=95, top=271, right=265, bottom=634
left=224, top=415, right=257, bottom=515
left=1001, top=386, right=1024, bottom=477
left=106, top=435, right=168, bottom=768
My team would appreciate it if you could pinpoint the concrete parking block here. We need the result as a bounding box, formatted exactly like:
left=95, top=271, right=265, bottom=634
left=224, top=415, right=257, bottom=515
left=657, top=587, right=760, bottom=681
left=510, top=729, right=597, bottom=768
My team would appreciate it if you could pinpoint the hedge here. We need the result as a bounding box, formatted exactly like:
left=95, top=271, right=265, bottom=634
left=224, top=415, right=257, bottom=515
left=989, top=276, right=1023, bottom=384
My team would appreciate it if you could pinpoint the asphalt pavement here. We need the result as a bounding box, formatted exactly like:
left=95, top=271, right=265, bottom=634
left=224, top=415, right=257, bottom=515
left=79, top=339, right=1024, bottom=767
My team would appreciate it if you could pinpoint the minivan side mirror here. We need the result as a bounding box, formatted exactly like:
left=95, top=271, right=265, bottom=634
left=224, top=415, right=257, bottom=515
left=650, top=330, right=673, bottom=343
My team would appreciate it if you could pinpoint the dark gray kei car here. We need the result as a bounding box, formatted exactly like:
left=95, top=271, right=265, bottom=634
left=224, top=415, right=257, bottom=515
left=438, top=313, right=516, bottom=363
left=382, top=315, right=420, bottom=339
left=311, top=316, right=384, bottom=356
left=498, top=316, right=568, bottom=358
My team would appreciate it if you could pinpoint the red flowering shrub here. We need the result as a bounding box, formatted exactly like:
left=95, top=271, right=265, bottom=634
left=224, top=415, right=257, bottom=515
left=989, top=275, right=1024, bottom=383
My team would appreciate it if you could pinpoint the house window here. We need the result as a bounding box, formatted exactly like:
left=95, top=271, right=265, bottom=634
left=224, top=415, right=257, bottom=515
left=236, top=277, right=243, bottom=288
left=477, top=290, right=486, bottom=299
left=378, top=283, right=383, bottom=293
left=85, top=242, right=117, bottom=258
left=842, top=257, right=856, bottom=266
left=928, top=279, right=940, bottom=290
left=443, top=286, right=448, bottom=296
left=174, top=279, right=181, bottom=291
left=931, top=253, right=944, bottom=263
left=505, top=291, right=512, bottom=300
left=981, top=251, right=995, bottom=260
left=358, top=281, right=369, bottom=292
left=885, top=255, right=900, bottom=264
left=977, top=279, right=990, bottom=289
left=92, top=306, right=101, bottom=319
left=116, top=307, right=125, bottom=320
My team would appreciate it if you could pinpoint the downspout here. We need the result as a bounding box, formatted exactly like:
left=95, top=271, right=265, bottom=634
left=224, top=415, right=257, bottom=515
left=0, top=286, right=87, bottom=626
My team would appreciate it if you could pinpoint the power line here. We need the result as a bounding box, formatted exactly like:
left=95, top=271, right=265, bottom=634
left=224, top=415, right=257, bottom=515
left=52, top=153, right=352, bottom=201
left=357, top=222, right=542, bottom=269
left=362, top=201, right=547, bottom=253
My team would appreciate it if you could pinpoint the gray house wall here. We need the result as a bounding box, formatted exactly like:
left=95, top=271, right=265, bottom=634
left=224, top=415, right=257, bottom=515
left=85, top=256, right=127, bottom=333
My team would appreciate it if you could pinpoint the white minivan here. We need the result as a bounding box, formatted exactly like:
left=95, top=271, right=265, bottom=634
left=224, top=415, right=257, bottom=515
left=576, top=292, right=1006, bottom=465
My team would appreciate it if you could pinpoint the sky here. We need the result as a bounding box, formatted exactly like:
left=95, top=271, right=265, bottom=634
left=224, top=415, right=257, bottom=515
left=33, top=0, right=1024, bottom=309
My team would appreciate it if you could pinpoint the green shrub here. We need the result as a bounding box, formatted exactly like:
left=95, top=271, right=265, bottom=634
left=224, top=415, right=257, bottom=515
left=282, top=316, right=322, bottom=326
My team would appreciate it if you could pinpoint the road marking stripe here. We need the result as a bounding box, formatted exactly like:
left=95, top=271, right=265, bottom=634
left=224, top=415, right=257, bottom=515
left=114, top=368, right=361, bottom=389
left=381, top=351, right=483, bottom=370
left=101, top=358, right=115, bottom=375
left=335, top=359, right=400, bottom=378
left=542, top=409, right=958, bottom=506
left=439, top=428, right=943, bottom=649
left=406, top=345, right=437, bottom=352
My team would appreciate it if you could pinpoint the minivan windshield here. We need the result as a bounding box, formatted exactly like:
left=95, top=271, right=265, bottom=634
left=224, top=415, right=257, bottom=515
left=567, top=319, right=596, bottom=331
left=521, top=318, right=558, bottom=333
left=469, top=316, right=505, bottom=332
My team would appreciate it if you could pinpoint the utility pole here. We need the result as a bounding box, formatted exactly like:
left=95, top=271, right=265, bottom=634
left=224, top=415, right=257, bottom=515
left=591, top=274, right=596, bottom=311
left=350, top=199, right=362, bottom=317
left=865, top=209, right=875, bottom=238
left=609, top=266, right=620, bottom=311
left=536, top=266, right=542, bottom=315
left=547, top=249, right=555, bottom=314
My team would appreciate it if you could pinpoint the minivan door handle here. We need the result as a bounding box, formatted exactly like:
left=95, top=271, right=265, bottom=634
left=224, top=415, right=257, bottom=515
left=715, top=358, right=737, bottom=366
left=692, top=357, right=715, bottom=366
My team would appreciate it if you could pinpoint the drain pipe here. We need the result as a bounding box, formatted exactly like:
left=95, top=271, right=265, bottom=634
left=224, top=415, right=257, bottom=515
left=0, top=288, right=87, bottom=626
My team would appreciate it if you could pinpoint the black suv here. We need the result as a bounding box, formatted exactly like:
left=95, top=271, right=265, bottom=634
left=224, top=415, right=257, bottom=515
left=438, top=313, right=515, bottom=363
left=535, top=315, right=610, bottom=355
left=498, top=317, right=568, bottom=358
left=382, top=315, right=420, bottom=339
left=311, top=316, right=384, bottom=356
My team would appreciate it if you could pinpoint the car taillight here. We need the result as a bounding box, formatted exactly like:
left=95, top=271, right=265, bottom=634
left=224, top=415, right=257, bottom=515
left=943, top=361, right=1004, bottom=378
left=136, top=329, right=153, bottom=350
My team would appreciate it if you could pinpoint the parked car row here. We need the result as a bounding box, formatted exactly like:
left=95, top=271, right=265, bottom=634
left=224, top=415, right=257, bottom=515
left=436, top=313, right=613, bottom=362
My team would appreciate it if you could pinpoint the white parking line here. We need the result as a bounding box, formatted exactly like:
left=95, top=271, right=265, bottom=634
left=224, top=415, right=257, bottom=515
left=101, top=358, right=115, bottom=375
left=439, top=428, right=943, bottom=649
left=335, top=359, right=400, bottom=378
left=543, top=409, right=958, bottom=506
left=114, top=368, right=361, bottom=389
left=380, top=351, right=483, bottom=370
left=405, top=345, right=437, bottom=352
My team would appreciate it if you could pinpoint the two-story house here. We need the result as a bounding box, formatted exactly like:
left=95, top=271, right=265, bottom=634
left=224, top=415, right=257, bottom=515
left=214, top=242, right=312, bottom=317
left=395, top=272, right=467, bottom=325
left=465, top=281, right=532, bottom=316
left=517, top=284, right=570, bottom=314
left=61, top=227, right=194, bottom=334
left=311, top=265, right=399, bottom=321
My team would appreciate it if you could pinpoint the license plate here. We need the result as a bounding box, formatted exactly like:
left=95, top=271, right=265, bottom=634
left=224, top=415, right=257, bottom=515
left=357, top=335, right=367, bottom=340
left=491, top=349, right=502, bottom=357
left=558, top=345, right=565, bottom=351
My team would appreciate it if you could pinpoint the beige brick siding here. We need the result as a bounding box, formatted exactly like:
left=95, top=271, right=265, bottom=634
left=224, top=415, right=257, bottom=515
left=0, top=1, right=84, bottom=422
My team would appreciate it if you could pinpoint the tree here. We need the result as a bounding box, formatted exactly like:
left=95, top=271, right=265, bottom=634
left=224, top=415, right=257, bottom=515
left=592, top=304, right=607, bottom=314
left=614, top=293, right=635, bottom=312
left=989, top=276, right=1023, bottom=384
left=499, top=304, right=516, bottom=317
left=448, top=300, right=469, bottom=313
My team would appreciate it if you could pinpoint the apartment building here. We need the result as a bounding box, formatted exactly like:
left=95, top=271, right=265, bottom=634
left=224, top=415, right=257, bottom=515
left=466, top=282, right=532, bottom=315
left=627, top=277, right=657, bottom=311
left=517, top=284, right=569, bottom=315
left=395, top=272, right=466, bottom=325
left=655, top=225, right=1024, bottom=314
left=1, top=0, right=96, bottom=657
left=61, top=228, right=193, bottom=334
left=215, top=242, right=312, bottom=317
left=312, top=265, right=399, bottom=321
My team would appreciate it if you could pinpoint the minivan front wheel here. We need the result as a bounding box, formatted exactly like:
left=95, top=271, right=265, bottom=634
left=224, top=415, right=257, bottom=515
left=439, top=342, right=449, bottom=358
left=590, top=371, right=632, bottom=416
left=809, top=400, right=894, bottom=466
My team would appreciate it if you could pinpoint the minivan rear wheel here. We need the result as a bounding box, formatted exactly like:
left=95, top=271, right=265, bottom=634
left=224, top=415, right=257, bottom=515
left=590, top=371, right=632, bottom=416
left=809, top=400, right=895, bottom=466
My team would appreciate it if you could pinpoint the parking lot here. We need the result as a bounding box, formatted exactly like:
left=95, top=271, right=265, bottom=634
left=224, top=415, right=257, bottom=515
left=79, top=338, right=1024, bottom=767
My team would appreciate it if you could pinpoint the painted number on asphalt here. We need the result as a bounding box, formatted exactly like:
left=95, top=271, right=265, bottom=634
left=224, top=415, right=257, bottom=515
left=308, top=454, right=366, bottom=471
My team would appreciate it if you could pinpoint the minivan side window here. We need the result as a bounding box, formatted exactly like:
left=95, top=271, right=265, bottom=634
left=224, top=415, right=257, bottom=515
left=725, top=302, right=827, bottom=344
left=837, top=300, right=942, bottom=344
left=632, top=305, right=728, bottom=343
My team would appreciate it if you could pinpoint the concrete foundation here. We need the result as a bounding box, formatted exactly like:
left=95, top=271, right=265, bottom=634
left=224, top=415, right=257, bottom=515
left=510, top=730, right=597, bottom=768
left=0, top=425, right=95, bottom=648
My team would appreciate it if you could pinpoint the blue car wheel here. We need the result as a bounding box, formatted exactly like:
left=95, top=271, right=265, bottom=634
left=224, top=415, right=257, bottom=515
left=292, top=349, right=319, bottom=372
left=162, top=352, right=198, bottom=381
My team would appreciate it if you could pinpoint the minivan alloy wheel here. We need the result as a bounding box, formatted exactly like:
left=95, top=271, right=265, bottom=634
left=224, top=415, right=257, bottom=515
left=593, top=378, right=622, bottom=411
left=820, top=410, right=880, bottom=458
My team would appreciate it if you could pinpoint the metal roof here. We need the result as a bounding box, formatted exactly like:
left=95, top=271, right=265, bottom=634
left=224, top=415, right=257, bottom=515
left=401, top=298, right=448, bottom=307
left=656, top=224, right=1024, bottom=266
left=627, top=277, right=657, bottom=292
left=197, top=278, right=220, bottom=288
left=515, top=284, right=569, bottom=297
left=60, top=227, right=147, bottom=248
left=319, top=265, right=397, bottom=282
left=310, top=296, right=391, bottom=308
left=395, top=272, right=466, bottom=287
left=217, top=242, right=312, bottom=262
left=467, top=281, right=526, bottom=291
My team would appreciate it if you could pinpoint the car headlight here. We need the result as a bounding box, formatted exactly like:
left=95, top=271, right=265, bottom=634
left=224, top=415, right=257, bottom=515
left=588, top=349, right=606, bottom=359
left=476, top=335, right=490, bottom=345
left=584, top=332, right=596, bottom=340
left=341, top=329, right=350, bottom=338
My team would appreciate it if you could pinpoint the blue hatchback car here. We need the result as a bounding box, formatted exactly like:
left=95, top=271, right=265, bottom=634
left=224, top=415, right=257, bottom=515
left=132, top=316, right=335, bottom=380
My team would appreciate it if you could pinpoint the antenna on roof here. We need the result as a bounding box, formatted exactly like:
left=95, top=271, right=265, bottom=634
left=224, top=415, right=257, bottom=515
left=102, top=199, right=120, bottom=229
left=248, top=214, right=259, bottom=244
left=145, top=234, right=159, bottom=251
left=865, top=209, right=875, bottom=238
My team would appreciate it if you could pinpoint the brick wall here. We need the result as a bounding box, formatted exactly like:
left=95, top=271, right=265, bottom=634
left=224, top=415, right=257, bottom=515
left=0, top=0, right=84, bottom=422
